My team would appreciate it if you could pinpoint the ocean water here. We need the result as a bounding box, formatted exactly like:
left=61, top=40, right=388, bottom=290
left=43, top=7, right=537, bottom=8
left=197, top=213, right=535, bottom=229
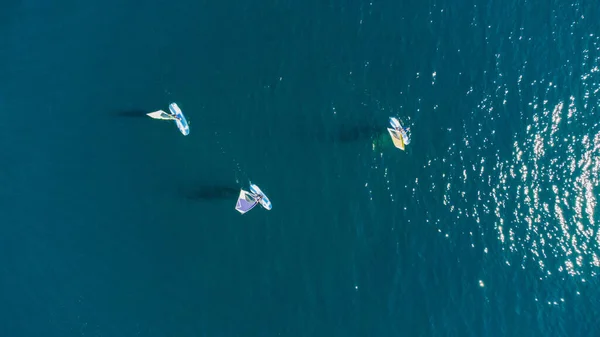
left=1, top=0, right=599, bottom=336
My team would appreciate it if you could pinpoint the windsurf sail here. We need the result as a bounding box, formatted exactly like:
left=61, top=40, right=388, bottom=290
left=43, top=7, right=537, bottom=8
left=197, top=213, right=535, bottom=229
left=235, top=190, right=259, bottom=214
left=387, top=128, right=405, bottom=150
left=147, top=110, right=177, bottom=120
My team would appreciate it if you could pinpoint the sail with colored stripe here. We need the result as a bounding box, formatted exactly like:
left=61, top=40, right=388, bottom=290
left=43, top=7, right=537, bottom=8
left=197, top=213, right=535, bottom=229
left=387, top=128, right=405, bottom=150
left=235, top=190, right=258, bottom=214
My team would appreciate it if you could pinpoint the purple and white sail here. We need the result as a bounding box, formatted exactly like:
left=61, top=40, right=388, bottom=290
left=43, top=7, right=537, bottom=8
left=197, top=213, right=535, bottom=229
left=235, top=190, right=259, bottom=214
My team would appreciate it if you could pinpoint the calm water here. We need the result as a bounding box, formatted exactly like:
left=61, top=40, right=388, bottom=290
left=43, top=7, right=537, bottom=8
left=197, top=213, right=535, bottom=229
left=1, top=0, right=599, bottom=336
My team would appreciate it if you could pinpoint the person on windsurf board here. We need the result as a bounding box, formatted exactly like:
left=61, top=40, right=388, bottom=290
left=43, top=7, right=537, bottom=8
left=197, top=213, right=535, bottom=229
left=147, top=102, right=189, bottom=135
left=235, top=183, right=272, bottom=214
left=387, top=117, right=410, bottom=150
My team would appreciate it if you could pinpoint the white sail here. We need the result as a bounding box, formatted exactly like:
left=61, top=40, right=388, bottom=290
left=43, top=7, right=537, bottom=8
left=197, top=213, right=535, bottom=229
left=146, top=110, right=177, bottom=120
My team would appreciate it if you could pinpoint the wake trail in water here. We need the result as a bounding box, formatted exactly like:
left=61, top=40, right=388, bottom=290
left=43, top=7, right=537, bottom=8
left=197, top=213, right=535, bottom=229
left=213, top=130, right=248, bottom=185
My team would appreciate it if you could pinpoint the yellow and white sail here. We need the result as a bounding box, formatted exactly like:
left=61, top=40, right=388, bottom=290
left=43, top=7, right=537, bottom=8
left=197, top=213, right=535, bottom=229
left=387, top=128, right=405, bottom=150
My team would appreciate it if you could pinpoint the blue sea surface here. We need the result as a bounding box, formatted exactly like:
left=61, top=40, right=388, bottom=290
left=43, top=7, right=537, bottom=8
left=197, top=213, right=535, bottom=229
left=1, top=0, right=599, bottom=336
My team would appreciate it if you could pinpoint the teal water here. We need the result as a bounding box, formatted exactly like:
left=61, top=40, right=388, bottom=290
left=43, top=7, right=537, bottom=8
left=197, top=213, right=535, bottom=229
left=1, top=0, right=599, bottom=336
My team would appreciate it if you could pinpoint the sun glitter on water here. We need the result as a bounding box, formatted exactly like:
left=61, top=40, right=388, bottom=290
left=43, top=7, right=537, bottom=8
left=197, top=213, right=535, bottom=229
left=430, top=30, right=600, bottom=286
left=437, top=87, right=600, bottom=284
left=499, top=99, right=600, bottom=279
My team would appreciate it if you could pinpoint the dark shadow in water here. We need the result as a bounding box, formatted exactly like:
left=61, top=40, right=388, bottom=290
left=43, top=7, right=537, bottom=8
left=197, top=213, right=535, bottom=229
left=312, top=121, right=387, bottom=144
left=112, top=109, right=149, bottom=118
left=182, top=185, right=239, bottom=201
left=336, top=124, right=386, bottom=143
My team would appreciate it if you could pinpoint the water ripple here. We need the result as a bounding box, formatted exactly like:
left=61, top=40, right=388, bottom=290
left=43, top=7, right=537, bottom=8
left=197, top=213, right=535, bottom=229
left=438, top=32, right=600, bottom=285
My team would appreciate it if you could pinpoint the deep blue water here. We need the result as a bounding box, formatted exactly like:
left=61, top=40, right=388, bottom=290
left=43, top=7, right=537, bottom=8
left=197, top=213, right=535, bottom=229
left=1, top=0, right=600, bottom=336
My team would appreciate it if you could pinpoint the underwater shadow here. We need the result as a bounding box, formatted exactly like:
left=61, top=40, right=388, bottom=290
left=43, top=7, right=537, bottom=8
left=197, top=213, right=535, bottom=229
left=182, top=185, right=239, bottom=201
left=112, top=109, right=150, bottom=118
